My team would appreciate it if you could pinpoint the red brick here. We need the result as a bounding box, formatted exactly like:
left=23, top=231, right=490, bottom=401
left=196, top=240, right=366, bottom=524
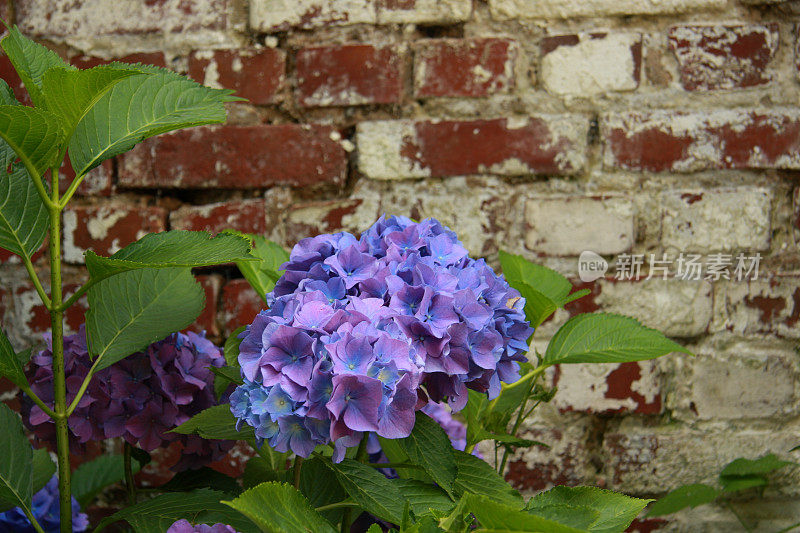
left=188, top=49, right=284, bottom=105
left=59, top=159, right=114, bottom=197
left=16, top=0, right=230, bottom=37
left=296, top=44, right=402, bottom=107
left=603, top=109, right=800, bottom=172
left=414, top=38, right=517, bottom=98
left=357, top=117, right=588, bottom=179
left=69, top=52, right=168, bottom=70
left=505, top=426, right=590, bottom=492
left=668, top=24, right=779, bottom=91
left=0, top=54, right=29, bottom=103
left=221, top=279, right=266, bottom=335
left=14, top=282, right=87, bottom=336
left=551, top=362, right=662, bottom=415
left=118, top=125, right=347, bottom=189
left=170, top=199, right=268, bottom=235
left=190, top=275, right=222, bottom=338
left=63, top=204, right=167, bottom=264
left=283, top=199, right=363, bottom=245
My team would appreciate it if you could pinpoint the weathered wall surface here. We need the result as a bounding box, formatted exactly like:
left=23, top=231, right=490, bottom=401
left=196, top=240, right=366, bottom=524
left=1, top=0, right=800, bottom=529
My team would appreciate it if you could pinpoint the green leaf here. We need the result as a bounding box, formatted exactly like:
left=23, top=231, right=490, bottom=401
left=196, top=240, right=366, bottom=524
left=719, top=476, right=768, bottom=493
left=299, top=457, right=346, bottom=526
left=0, top=328, right=30, bottom=389
left=453, top=450, right=523, bottom=508
left=513, top=281, right=559, bottom=328
left=224, top=326, right=246, bottom=367
left=0, top=80, right=18, bottom=105
left=31, top=448, right=54, bottom=496
left=544, top=313, right=692, bottom=367
left=393, top=478, right=455, bottom=518
left=68, top=66, right=239, bottom=177
left=242, top=456, right=289, bottom=490
left=96, top=489, right=258, bottom=533
left=397, top=412, right=457, bottom=495
left=377, top=435, right=433, bottom=484
left=0, top=143, right=48, bottom=259
left=86, top=267, right=205, bottom=370
left=230, top=232, right=289, bottom=303
left=85, top=230, right=254, bottom=284
left=525, top=486, right=653, bottom=533
left=465, top=493, right=582, bottom=532
left=212, top=365, right=243, bottom=400
left=0, top=105, right=63, bottom=175
left=160, top=467, right=240, bottom=496
left=223, top=482, right=336, bottom=533
left=720, top=454, right=793, bottom=478
left=41, top=66, right=140, bottom=141
left=171, top=404, right=255, bottom=441
left=324, top=458, right=406, bottom=524
left=646, top=484, right=719, bottom=517
left=0, top=25, right=72, bottom=106
left=0, top=403, right=33, bottom=513
left=72, top=453, right=141, bottom=507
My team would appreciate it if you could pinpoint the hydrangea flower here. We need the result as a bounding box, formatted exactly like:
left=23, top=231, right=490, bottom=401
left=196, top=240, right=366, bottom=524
left=0, top=476, right=88, bottom=533
left=166, top=519, right=238, bottom=533
left=23, top=327, right=233, bottom=471
left=231, top=216, right=532, bottom=459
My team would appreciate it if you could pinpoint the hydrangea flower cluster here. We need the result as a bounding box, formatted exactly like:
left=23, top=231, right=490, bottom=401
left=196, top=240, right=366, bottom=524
left=231, top=215, right=532, bottom=458
left=23, top=327, right=233, bottom=471
left=167, top=520, right=238, bottom=533
left=0, top=476, right=88, bottom=533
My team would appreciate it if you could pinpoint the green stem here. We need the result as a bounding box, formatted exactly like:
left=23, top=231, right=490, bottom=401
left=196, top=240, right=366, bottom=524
left=123, top=443, right=137, bottom=505
left=292, top=456, right=303, bottom=490
left=724, top=501, right=753, bottom=533
left=57, top=280, right=94, bottom=313
left=774, top=521, right=800, bottom=533
left=315, top=500, right=359, bottom=513
left=65, top=357, right=100, bottom=416
left=47, top=165, right=72, bottom=533
left=498, top=368, right=544, bottom=475
left=21, top=254, right=50, bottom=308
left=19, top=384, right=57, bottom=419
left=21, top=504, right=46, bottom=533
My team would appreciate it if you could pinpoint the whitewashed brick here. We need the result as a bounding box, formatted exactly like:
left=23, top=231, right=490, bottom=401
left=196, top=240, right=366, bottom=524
left=596, top=279, right=713, bottom=337
left=661, top=187, right=772, bottom=253
left=711, top=276, right=800, bottom=339
left=540, top=33, right=642, bottom=97
left=249, top=0, right=376, bottom=32
left=489, top=0, right=725, bottom=20
left=378, top=0, right=471, bottom=24
left=525, top=195, right=634, bottom=256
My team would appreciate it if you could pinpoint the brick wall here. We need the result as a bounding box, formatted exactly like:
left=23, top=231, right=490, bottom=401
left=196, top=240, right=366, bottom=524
left=2, top=0, right=800, bottom=529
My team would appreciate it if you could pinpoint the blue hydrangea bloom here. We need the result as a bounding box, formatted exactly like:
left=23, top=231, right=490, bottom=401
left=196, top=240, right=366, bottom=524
left=231, top=216, right=532, bottom=458
left=167, top=519, right=238, bottom=533
left=0, top=476, right=89, bottom=533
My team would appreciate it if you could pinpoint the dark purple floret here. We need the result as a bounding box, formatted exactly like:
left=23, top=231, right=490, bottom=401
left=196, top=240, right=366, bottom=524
left=166, top=519, right=239, bottom=533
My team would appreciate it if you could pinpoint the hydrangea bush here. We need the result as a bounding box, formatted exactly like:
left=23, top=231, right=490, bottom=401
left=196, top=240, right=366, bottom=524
left=0, top=22, right=705, bottom=533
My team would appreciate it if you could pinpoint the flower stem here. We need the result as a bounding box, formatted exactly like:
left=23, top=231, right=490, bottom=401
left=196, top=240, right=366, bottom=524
left=292, top=456, right=303, bottom=490
left=48, top=166, right=72, bottom=533
left=497, top=368, right=543, bottom=475
left=316, top=500, right=359, bottom=513
left=21, top=504, right=46, bottom=533
left=123, top=443, right=137, bottom=505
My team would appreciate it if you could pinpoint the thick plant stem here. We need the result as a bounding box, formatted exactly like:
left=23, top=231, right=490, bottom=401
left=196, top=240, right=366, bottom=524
left=292, top=456, right=303, bottom=490
left=498, top=369, right=543, bottom=475
left=123, top=443, right=137, bottom=505
left=48, top=168, right=72, bottom=533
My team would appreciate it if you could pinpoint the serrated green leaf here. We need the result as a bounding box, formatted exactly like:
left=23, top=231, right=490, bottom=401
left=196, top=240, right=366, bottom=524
left=0, top=403, right=33, bottom=513
left=646, top=484, right=719, bottom=517
left=0, top=328, right=30, bottom=390
left=230, top=232, right=289, bottom=303
left=378, top=435, right=433, bottom=484
left=0, top=105, right=63, bottom=175
left=544, top=313, right=692, bottom=367
left=393, top=478, right=455, bottom=518
left=96, top=489, right=258, bottom=533
left=41, top=66, right=140, bottom=142
left=224, top=326, right=245, bottom=367
left=223, top=482, right=336, bottom=533
left=720, top=454, right=793, bottom=478
left=242, top=456, right=290, bottom=490
left=465, top=493, right=582, bottom=532
left=171, top=404, right=254, bottom=441
left=514, top=281, right=559, bottom=328
left=398, top=412, right=457, bottom=495
left=69, top=67, right=239, bottom=177
left=212, top=365, right=243, bottom=400
left=85, top=230, right=254, bottom=283
left=86, top=267, right=205, bottom=370
left=72, top=453, right=141, bottom=508
left=30, top=448, right=54, bottom=496
left=453, top=450, right=523, bottom=508
left=0, top=25, right=72, bottom=106
left=159, top=467, right=240, bottom=496
left=0, top=80, right=18, bottom=105
left=299, top=457, right=346, bottom=526
left=525, top=486, right=652, bottom=533
left=324, top=458, right=406, bottom=524
left=0, top=156, right=49, bottom=259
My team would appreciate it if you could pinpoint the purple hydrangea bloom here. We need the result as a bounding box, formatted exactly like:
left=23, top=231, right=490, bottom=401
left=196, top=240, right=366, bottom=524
left=0, top=476, right=88, bottom=533
left=231, top=216, right=532, bottom=459
left=166, top=519, right=239, bottom=533
left=23, top=327, right=233, bottom=471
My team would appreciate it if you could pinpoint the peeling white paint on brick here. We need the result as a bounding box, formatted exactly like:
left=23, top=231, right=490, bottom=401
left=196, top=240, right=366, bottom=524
left=489, top=0, right=726, bottom=20
left=356, top=121, right=432, bottom=180
left=378, top=0, right=472, bottom=24
left=250, top=0, right=376, bottom=32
